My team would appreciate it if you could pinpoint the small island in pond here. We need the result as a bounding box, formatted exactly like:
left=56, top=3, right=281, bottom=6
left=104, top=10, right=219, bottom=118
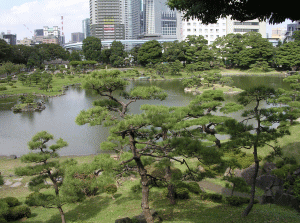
left=182, top=73, right=243, bottom=95
left=184, top=83, right=243, bottom=95
left=11, top=93, right=46, bottom=113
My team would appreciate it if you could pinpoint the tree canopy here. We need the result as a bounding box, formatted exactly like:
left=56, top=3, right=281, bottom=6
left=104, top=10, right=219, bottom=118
left=82, top=36, right=102, bottom=62
left=167, top=0, right=299, bottom=25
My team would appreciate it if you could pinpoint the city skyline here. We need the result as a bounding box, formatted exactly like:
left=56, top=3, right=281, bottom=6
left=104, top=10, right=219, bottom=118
left=0, top=0, right=294, bottom=42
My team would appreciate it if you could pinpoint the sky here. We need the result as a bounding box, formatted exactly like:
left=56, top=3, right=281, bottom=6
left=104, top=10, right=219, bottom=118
left=0, top=0, right=294, bottom=43
left=0, top=0, right=89, bottom=42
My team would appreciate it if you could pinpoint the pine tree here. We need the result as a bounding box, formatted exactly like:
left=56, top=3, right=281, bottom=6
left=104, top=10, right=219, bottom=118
left=15, top=131, right=70, bottom=223
left=223, top=86, right=291, bottom=217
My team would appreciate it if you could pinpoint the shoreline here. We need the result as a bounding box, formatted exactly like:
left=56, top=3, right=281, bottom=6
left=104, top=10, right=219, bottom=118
left=0, top=83, right=81, bottom=99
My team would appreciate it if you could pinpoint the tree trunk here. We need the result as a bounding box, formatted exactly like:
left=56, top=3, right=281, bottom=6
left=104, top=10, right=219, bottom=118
left=242, top=153, right=259, bottom=217
left=129, top=132, right=154, bottom=223
left=58, top=206, right=66, bottom=223
left=242, top=98, right=260, bottom=217
left=166, top=166, right=176, bottom=205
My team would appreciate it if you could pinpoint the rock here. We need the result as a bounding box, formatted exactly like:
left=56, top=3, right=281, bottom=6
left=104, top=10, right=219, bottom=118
left=13, top=178, right=23, bottom=181
left=293, top=168, right=300, bottom=176
left=4, top=180, right=13, bottom=186
left=10, top=182, right=22, bottom=187
left=235, top=163, right=262, bottom=185
left=9, top=155, right=17, bottom=159
left=262, top=162, right=277, bottom=175
left=223, top=167, right=233, bottom=177
left=256, top=175, right=284, bottom=191
left=24, top=182, right=29, bottom=187
left=275, top=193, right=300, bottom=212
left=115, top=217, right=132, bottom=223
left=132, top=210, right=162, bottom=223
left=197, top=165, right=206, bottom=173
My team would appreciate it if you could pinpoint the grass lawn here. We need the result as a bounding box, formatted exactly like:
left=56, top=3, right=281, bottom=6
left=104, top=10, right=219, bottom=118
left=0, top=75, right=83, bottom=96
left=1, top=156, right=300, bottom=223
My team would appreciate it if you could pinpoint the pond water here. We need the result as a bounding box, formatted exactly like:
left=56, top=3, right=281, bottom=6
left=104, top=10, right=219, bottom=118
left=0, top=75, right=288, bottom=157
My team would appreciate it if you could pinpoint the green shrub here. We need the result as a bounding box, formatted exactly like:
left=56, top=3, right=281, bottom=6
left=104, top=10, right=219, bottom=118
left=225, top=196, right=259, bottom=206
left=0, top=80, right=6, bottom=83
left=187, top=182, right=202, bottom=194
left=201, top=193, right=223, bottom=203
left=8, top=83, right=13, bottom=86
left=4, top=205, right=31, bottom=221
left=68, top=75, right=75, bottom=79
left=0, top=216, right=7, bottom=223
left=25, top=192, right=45, bottom=207
left=175, top=188, right=190, bottom=199
left=0, top=86, right=7, bottom=91
left=104, top=184, right=118, bottom=195
left=11, top=86, right=17, bottom=88
left=225, top=196, right=249, bottom=206
left=1, top=197, right=20, bottom=207
left=131, top=184, right=142, bottom=193
left=0, top=175, right=4, bottom=186
left=11, top=80, right=17, bottom=83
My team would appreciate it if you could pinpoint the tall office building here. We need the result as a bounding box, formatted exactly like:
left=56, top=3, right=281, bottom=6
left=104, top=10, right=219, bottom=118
left=71, top=32, right=85, bottom=43
left=143, top=0, right=177, bottom=39
left=123, top=0, right=140, bottom=40
left=82, top=18, right=91, bottom=39
left=90, top=0, right=125, bottom=40
left=2, top=33, right=17, bottom=45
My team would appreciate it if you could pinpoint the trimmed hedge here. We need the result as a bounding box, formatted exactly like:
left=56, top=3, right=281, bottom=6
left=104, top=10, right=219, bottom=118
left=1, top=197, right=20, bottom=208
left=201, top=193, right=223, bottom=203
left=4, top=205, right=31, bottom=221
left=225, top=196, right=259, bottom=206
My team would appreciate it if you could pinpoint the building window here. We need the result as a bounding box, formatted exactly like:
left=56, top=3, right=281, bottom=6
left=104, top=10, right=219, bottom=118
left=210, top=35, right=213, bottom=39
left=223, top=23, right=226, bottom=26
left=234, top=28, right=259, bottom=32
left=193, top=23, right=196, bottom=26
left=205, top=29, right=208, bottom=33
left=187, top=23, right=191, bottom=26
left=199, top=29, right=202, bottom=32
left=216, top=29, right=219, bottom=33
left=210, top=29, right=213, bottom=32
left=187, top=29, right=191, bottom=32
left=194, top=29, right=196, bottom=32
left=205, top=35, right=208, bottom=38
left=234, top=22, right=259, bottom=25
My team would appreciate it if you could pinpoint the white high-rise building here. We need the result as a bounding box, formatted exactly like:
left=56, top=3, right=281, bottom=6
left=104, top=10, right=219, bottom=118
left=123, top=0, right=141, bottom=39
left=179, top=16, right=266, bottom=44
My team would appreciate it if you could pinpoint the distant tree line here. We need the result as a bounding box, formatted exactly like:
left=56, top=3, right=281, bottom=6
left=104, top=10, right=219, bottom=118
left=1, top=31, right=300, bottom=71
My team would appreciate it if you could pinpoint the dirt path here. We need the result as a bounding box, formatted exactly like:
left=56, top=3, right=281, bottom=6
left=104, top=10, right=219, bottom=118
left=198, top=180, right=262, bottom=203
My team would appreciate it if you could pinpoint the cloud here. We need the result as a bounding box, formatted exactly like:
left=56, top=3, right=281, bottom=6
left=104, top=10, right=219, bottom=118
left=0, top=0, right=89, bottom=42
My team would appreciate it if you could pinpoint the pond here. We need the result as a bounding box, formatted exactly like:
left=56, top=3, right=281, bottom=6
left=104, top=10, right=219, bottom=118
left=0, top=75, right=288, bottom=157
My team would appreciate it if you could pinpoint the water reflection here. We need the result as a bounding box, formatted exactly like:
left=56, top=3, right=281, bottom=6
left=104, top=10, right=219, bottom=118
left=0, top=76, right=289, bottom=157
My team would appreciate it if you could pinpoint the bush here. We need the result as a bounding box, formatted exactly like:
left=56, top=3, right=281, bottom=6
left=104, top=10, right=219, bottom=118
left=11, top=86, right=17, bottom=88
left=1, top=197, right=20, bottom=207
left=0, top=217, right=7, bottom=223
left=4, top=205, right=31, bottom=221
left=175, top=188, right=190, bottom=199
left=201, top=193, right=223, bottom=203
left=131, top=184, right=142, bottom=194
left=0, top=80, right=6, bottom=83
left=0, top=175, right=4, bottom=186
left=8, top=83, right=13, bottom=86
left=225, top=196, right=259, bottom=206
left=0, top=86, right=7, bottom=91
left=25, top=192, right=44, bottom=207
left=104, top=184, right=117, bottom=195
left=187, top=182, right=202, bottom=194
